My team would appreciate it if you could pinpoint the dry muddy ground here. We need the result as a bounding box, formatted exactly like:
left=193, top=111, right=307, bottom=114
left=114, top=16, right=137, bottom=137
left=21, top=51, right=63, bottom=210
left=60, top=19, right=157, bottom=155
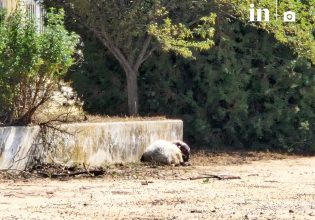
left=0, top=153, right=314, bottom=220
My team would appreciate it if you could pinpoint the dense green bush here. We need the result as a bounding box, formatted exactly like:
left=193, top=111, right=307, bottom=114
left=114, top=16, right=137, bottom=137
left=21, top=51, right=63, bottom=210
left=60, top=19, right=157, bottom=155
left=0, top=9, right=79, bottom=125
left=139, top=20, right=315, bottom=152
left=68, top=18, right=315, bottom=153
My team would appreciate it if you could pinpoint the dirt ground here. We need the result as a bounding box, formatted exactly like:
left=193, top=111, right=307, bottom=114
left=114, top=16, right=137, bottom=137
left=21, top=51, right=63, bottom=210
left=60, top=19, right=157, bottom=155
left=0, top=153, right=314, bottom=220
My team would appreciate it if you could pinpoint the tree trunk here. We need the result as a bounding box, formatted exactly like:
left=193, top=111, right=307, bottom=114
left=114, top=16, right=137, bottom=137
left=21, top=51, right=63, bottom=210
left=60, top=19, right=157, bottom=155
left=126, top=70, right=139, bottom=115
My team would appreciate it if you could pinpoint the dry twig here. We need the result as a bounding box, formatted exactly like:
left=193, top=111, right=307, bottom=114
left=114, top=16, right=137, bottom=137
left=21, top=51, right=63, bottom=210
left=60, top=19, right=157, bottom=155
left=190, top=174, right=241, bottom=180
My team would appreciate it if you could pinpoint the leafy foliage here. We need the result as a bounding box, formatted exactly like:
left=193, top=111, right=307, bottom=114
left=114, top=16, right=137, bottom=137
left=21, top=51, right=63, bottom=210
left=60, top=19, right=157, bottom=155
left=148, top=14, right=216, bottom=58
left=139, top=18, right=315, bottom=152
left=0, top=9, right=79, bottom=125
left=46, top=0, right=217, bottom=59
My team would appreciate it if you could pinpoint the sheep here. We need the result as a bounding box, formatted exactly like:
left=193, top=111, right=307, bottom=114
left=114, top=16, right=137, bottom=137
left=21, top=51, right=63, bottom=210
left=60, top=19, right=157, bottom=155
left=141, top=140, right=190, bottom=165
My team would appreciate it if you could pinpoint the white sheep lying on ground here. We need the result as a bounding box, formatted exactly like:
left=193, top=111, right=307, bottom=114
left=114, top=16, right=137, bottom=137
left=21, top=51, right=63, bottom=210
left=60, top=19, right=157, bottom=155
left=141, top=140, right=190, bottom=165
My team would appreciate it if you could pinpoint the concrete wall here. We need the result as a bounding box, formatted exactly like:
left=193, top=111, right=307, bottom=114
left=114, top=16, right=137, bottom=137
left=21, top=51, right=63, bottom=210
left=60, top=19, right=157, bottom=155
left=0, top=126, right=40, bottom=170
left=0, top=120, right=183, bottom=170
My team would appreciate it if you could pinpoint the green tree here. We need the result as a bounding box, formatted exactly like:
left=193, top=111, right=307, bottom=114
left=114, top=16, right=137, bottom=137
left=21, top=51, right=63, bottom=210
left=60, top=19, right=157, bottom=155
left=44, top=0, right=217, bottom=115
left=0, top=9, right=79, bottom=125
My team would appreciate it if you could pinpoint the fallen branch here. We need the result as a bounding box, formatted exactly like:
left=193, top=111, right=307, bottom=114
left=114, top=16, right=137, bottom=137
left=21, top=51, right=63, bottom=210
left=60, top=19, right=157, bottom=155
left=4, top=193, right=25, bottom=198
left=190, top=174, right=241, bottom=180
left=37, top=169, right=105, bottom=178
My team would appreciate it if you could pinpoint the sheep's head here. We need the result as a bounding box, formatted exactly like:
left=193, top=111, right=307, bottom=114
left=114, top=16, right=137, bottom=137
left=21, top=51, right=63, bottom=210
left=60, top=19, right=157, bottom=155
left=173, top=141, right=190, bottom=162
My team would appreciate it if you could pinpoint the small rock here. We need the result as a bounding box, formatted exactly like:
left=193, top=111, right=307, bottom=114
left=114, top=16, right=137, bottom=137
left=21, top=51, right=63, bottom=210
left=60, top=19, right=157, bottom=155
left=289, top=210, right=294, bottom=213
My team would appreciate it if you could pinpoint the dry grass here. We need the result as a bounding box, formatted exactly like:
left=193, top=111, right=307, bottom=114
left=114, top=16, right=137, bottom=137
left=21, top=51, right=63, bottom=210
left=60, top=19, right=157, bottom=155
left=33, top=110, right=171, bottom=126
left=83, top=114, right=168, bottom=123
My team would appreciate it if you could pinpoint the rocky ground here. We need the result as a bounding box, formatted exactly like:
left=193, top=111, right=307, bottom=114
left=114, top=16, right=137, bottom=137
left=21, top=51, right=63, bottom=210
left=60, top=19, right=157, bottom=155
left=0, top=153, right=314, bottom=220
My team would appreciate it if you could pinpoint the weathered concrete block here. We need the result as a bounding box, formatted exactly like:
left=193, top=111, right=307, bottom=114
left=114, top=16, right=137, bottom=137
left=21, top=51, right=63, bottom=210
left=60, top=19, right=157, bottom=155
left=0, top=120, right=183, bottom=170
left=0, top=126, right=40, bottom=170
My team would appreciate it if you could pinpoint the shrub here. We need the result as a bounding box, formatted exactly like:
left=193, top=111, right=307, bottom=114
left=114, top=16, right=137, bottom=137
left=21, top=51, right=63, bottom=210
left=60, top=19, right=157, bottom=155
left=139, top=20, right=315, bottom=153
left=0, top=8, right=79, bottom=125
